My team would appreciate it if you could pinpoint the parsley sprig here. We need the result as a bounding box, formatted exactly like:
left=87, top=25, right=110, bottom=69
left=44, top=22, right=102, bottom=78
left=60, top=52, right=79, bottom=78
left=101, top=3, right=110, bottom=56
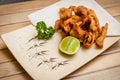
left=36, top=21, right=55, bottom=39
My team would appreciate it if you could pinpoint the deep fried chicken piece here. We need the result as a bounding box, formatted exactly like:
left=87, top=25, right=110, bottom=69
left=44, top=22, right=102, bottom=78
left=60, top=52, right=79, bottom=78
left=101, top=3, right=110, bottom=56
left=76, top=6, right=89, bottom=17
left=83, top=32, right=96, bottom=48
left=70, top=22, right=85, bottom=42
left=54, top=19, right=61, bottom=30
left=59, top=7, right=72, bottom=19
left=88, top=10, right=101, bottom=32
left=54, top=19, right=69, bottom=38
left=69, top=6, right=77, bottom=14
left=88, top=15, right=97, bottom=31
left=64, top=15, right=82, bottom=32
left=96, top=23, right=108, bottom=48
left=54, top=5, right=108, bottom=48
left=65, top=15, right=82, bottom=24
left=54, top=19, right=65, bottom=31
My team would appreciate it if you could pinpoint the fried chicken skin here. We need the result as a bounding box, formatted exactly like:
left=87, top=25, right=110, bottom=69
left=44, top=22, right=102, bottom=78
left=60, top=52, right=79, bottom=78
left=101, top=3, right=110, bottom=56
left=76, top=6, right=89, bottom=17
left=54, top=5, right=108, bottom=48
left=70, top=21, right=86, bottom=42
left=96, top=23, right=108, bottom=48
left=83, top=32, right=96, bottom=48
left=64, top=15, right=82, bottom=32
left=59, top=7, right=72, bottom=20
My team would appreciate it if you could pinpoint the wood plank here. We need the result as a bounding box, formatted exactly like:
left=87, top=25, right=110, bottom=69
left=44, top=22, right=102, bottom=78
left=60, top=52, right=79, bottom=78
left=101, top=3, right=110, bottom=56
left=105, top=5, right=120, bottom=16
left=1, top=65, right=120, bottom=80
left=65, top=65, right=120, bottom=80
left=95, top=0, right=120, bottom=8
left=2, top=0, right=119, bottom=16
left=0, top=61, right=24, bottom=78
left=0, top=0, right=58, bottom=15
left=1, top=64, right=120, bottom=80
left=0, top=39, right=7, bottom=50
left=0, top=11, right=34, bottom=26
left=0, top=0, right=58, bottom=26
left=0, top=73, right=32, bottom=80
left=0, top=21, right=30, bottom=35
left=0, top=49, right=14, bottom=63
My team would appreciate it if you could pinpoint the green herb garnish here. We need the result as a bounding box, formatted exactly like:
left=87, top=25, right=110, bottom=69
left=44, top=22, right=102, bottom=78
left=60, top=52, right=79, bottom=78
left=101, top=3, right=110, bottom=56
left=36, top=21, right=55, bottom=39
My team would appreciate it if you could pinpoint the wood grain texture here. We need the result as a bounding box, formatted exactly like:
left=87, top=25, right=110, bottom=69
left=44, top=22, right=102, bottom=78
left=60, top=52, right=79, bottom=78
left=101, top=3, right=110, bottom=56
left=0, top=61, right=24, bottom=78
left=0, top=39, right=7, bottom=50
left=0, top=73, right=32, bottom=80
left=95, top=0, right=120, bottom=8
left=0, top=11, right=33, bottom=26
left=0, top=21, right=30, bottom=35
left=0, top=0, right=58, bottom=26
left=65, top=65, right=120, bottom=80
left=0, top=0, right=58, bottom=15
left=0, top=49, right=14, bottom=63
left=105, top=5, right=120, bottom=16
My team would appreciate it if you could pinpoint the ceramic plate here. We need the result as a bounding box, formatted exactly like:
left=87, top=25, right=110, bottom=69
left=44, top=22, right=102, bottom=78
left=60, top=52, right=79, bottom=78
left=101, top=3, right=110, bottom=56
left=1, top=0, right=120, bottom=80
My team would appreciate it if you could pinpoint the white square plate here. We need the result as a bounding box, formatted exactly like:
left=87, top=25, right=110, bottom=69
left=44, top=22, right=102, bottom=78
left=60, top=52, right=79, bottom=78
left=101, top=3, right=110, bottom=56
left=1, top=0, right=120, bottom=80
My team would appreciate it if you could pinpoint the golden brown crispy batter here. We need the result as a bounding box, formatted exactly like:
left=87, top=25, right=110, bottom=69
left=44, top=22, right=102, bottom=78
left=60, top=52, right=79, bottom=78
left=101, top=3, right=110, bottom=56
left=69, top=5, right=77, bottom=14
left=54, top=19, right=61, bottom=30
left=89, top=15, right=97, bottom=32
left=59, top=7, right=72, bottom=19
left=83, top=32, right=96, bottom=48
left=64, top=15, right=82, bottom=32
left=96, top=23, right=108, bottom=48
left=88, top=10, right=101, bottom=32
left=76, top=6, right=89, bottom=17
left=70, top=22, right=86, bottom=42
left=54, top=5, right=108, bottom=48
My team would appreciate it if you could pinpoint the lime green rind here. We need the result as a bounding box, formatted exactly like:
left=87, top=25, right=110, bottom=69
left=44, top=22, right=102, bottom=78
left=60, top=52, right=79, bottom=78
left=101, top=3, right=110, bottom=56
left=59, top=36, right=80, bottom=55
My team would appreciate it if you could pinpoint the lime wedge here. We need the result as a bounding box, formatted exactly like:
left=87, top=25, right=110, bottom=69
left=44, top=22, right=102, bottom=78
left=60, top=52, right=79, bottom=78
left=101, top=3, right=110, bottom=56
left=59, top=36, right=80, bottom=55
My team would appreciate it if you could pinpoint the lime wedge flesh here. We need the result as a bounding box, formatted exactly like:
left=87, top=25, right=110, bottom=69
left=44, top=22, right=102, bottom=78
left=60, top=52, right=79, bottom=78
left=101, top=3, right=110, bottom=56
left=59, top=36, right=80, bottom=55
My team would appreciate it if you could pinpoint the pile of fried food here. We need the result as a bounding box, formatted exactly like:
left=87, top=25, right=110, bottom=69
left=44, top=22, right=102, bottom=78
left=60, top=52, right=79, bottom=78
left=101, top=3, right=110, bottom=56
left=54, top=5, right=108, bottom=48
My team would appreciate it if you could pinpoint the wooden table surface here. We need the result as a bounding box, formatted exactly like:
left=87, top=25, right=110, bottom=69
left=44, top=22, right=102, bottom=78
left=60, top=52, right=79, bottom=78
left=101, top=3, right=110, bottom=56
left=0, top=0, right=120, bottom=80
